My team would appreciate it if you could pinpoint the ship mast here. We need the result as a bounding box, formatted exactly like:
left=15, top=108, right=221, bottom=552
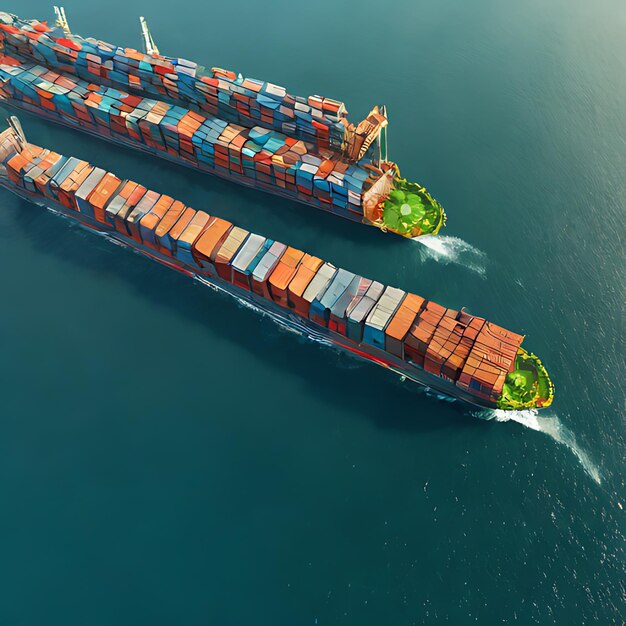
left=139, top=16, right=160, bottom=56
left=378, top=104, right=388, bottom=164
left=53, top=6, right=71, bottom=35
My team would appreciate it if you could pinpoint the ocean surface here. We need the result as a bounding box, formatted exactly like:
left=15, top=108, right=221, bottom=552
left=0, top=0, right=624, bottom=624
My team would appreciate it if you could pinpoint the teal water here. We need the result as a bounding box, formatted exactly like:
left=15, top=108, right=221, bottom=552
left=1, top=0, right=624, bottom=623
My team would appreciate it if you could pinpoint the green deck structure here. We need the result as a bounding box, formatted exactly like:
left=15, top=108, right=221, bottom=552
left=497, top=349, right=554, bottom=410
left=381, top=176, right=446, bottom=237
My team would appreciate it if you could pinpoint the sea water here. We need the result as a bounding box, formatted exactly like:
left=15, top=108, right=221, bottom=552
left=0, top=0, right=623, bottom=623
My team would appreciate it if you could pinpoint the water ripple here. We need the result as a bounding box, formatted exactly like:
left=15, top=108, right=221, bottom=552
left=478, top=408, right=602, bottom=485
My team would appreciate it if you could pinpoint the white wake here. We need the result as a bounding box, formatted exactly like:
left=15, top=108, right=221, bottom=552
left=481, top=409, right=602, bottom=484
left=414, top=235, right=488, bottom=276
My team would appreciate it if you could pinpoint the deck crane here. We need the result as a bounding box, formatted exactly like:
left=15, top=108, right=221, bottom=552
left=53, top=6, right=71, bottom=35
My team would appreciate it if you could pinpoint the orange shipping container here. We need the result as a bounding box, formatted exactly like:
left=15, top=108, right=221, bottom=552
left=33, top=151, right=64, bottom=195
left=175, top=210, right=211, bottom=263
left=126, top=190, right=160, bottom=241
left=192, top=217, right=233, bottom=270
left=214, top=226, right=249, bottom=280
left=88, top=173, right=123, bottom=223
left=162, top=206, right=196, bottom=254
left=154, top=200, right=186, bottom=239
left=104, top=180, right=138, bottom=230
left=385, top=293, right=426, bottom=358
left=58, top=162, right=94, bottom=209
left=287, top=253, right=324, bottom=314
left=108, top=181, right=145, bottom=235
left=268, top=247, right=305, bottom=307
left=139, top=195, right=175, bottom=247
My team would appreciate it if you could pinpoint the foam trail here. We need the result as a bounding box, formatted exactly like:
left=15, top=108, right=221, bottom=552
left=481, top=409, right=602, bottom=484
left=414, top=235, right=487, bottom=276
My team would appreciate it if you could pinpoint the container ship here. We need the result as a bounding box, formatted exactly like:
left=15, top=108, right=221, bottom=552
left=0, top=9, right=445, bottom=239
left=0, top=117, right=553, bottom=411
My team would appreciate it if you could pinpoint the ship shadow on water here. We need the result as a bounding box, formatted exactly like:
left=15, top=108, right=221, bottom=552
left=10, top=198, right=475, bottom=435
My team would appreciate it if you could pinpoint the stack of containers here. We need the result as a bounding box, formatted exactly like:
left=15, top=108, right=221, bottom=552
left=74, top=166, right=107, bottom=213
left=456, top=322, right=524, bottom=402
left=309, top=269, right=357, bottom=328
left=345, top=281, right=385, bottom=343
left=4, top=143, right=45, bottom=186
left=158, top=205, right=196, bottom=255
left=362, top=287, right=406, bottom=349
left=105, top=181, right=147, bottom=236
left=152, top=201, right=190, bottom=254
left=174, top=210, right=210, bottom=264
left=214, top=227, right=249, bottom=280
left=139, top=195, right=175, bottom=247
left=191, top=218, right=235, bottom=274
left=229, top=233, right=267, bottom=290
left=328, top=277, right=372, bottom=335
left=403, top=301, right=448, bottom=367
left=53, top=159, right=94, bottom=209
left=297, top=262, right=337, bottom=319
left=4, top=145, right=129, bottom=226
left=250, top=241, right=287, bottom=298
left=0, top=59, right=374, bottom=220
left=384, top=293, right=426, bottom=359
left=20, top=149, right=61, bottom=192
left=286, top=254, right=324, bottom=315
left=267, top=247, right=305, bottom=307
left=126, top=189, right=160, bottom=241
left=0, top=15, right=352, bottom=154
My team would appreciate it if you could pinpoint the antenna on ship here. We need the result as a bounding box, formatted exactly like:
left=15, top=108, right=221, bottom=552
left=379, top=105, right=388, bottom=163
left=53, top=6, right=71, bottom=35
left=139, top=16, right=160, bottom=56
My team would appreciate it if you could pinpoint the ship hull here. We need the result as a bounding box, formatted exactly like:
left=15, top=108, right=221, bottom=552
left=0, top=172, right=495, bottom=411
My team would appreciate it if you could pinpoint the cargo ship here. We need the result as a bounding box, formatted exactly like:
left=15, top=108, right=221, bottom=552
left=0, top=9, right=445, bottom=239
left=0, top=117, right=553, bottom=411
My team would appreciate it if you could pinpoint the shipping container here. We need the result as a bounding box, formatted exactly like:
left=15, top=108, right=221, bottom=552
left=191, top=216, right=232, bottom=272
left=153, top=200, right=187, bottom=253
left=174, top=209, right=210, bottom=265
left=385, top=293, right=426, bottom=358
left=230, top=232, right=266, bottom=289
left=301, top=262, right=337, bottom=320
left=160, top=205, right=195, bottom=255
left=214, top=226, right=249, bottom=280
left=47, top=156, right=83, bottom=200
left=104, top=180, right=140, bottom=230
left=328, top=276, right=369, bottom=336
left=346, top=281, right=384, bottom=343
left=309, top=268, right=356, bottom=328
left=139, top=194, right=174, bottom=246
left=250, top=241, right=286, bottom=298
left=363, top=287, right=406, bottom=349
left=74, top=166, right=107, bottom=216
left=126, top=188, right=160, bottom=241
left=57, top=160, right=94, bottom=209
left=87, top=172, right=123, bottom=223
left=267, top=247, right=305, bottom=307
